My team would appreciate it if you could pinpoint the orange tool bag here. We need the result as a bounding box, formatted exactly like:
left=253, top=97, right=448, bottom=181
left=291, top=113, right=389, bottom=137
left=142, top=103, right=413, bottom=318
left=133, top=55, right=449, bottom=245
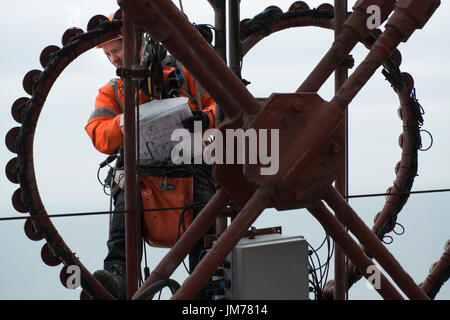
left=139, top=166, right=194, bottom=248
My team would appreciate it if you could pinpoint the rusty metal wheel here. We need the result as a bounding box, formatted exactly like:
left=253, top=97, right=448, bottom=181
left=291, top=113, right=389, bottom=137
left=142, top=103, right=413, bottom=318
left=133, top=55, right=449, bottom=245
left=4, top=11, right=124, bottom=300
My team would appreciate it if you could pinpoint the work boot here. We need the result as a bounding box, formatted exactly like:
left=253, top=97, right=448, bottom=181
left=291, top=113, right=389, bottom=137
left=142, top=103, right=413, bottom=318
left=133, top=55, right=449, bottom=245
left=93, top=265, right=126, bottom=300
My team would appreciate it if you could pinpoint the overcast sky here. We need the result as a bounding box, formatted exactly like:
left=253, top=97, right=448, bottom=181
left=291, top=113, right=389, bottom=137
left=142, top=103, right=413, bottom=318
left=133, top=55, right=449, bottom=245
left=0, top=0, right=449, bottom=300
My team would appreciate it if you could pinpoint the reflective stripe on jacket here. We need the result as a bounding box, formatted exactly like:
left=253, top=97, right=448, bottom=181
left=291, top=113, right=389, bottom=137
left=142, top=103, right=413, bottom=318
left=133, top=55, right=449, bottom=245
left=85, top=65, right=216, bottom=155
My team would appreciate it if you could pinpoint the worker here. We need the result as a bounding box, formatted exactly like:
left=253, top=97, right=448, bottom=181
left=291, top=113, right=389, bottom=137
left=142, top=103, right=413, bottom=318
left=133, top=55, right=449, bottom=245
left=85, top=12, right=217, bottom=300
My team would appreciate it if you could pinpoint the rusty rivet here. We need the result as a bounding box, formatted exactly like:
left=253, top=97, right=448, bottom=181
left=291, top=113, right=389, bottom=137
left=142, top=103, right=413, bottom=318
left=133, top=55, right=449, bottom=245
left=331, top=143, right=341, bottom=154
left=292, top=103, right=303, bottom=112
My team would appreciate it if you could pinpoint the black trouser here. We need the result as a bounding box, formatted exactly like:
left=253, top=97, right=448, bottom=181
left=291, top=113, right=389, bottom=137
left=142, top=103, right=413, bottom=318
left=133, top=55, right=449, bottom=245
left=103, top=165, right=216, bottom=293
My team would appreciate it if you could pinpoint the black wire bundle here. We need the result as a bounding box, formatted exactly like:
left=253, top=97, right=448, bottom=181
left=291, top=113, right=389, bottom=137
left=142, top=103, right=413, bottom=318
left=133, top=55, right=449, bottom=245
left=307, top=234, right=334, bottom=300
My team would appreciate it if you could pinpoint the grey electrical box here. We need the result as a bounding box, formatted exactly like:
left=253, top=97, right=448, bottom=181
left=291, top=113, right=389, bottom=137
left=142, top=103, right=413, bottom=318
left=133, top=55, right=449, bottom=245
left=222, top=233, right=309, bottom=300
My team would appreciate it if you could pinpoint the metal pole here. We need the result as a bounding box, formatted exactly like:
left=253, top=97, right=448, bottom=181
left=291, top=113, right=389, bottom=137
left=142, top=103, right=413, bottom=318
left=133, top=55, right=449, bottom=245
left=122, top=12, right=139, bottom=299
left=229, top=0, right=241, bottom=79
left=208, top=0, right=227, bottom=62
left=208, top=0, right=228, bottom=234
left=323, top=186, right=430, bottom=300
left=333, top=0, right=348, bottom=301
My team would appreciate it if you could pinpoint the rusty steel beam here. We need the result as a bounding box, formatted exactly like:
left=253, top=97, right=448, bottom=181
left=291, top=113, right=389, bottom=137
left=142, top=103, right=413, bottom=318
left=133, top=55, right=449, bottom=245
left=122, top=12, right=140, bottom=299
left=331, top=0, right=440, bottom=110
left=307, top=202, right=404, bottom=300
left=333, top=0, right=349, bottom=301
left=206, top=0, right=228, bottom=234
left=207, top=0, right=227, bottom=62
left=132, top=188, right=230, bottom=299
left=228, top=0, right=241, bottom=79
left=118, top=0, right=260, bottom=118
left=323, top=186, right=430, bottom=300
left=170, top=187, right=270, bottom=300
left=420, top=242, right=450, bottom=299
left=297, top=0, right=397, bottom=93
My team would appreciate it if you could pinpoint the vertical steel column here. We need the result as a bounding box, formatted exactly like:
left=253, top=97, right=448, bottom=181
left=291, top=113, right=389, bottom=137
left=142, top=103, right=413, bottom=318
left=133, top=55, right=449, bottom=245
left=333, top=0, right=349, bottom=301
left=208, top=0, right=228, bottom=234
left=122, top=12, right=139, bottom=299
left=229, top=0, right=241, bottom=79
left=208, top=0, right=227, bottom=62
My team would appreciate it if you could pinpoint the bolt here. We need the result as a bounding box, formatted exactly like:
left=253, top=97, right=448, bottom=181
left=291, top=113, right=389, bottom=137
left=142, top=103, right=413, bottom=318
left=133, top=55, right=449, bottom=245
left=331, top=143, right=341, bottom=154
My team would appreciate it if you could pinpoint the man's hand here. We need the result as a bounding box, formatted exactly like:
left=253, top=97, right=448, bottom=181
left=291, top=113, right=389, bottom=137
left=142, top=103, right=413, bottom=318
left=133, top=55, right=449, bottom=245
left=182, top=110, right=210, bottom=132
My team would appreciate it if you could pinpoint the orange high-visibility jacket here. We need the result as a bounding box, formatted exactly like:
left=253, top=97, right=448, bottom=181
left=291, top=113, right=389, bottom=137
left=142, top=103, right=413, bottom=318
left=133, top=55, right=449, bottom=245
left=85, top=64, right=216, bottom=155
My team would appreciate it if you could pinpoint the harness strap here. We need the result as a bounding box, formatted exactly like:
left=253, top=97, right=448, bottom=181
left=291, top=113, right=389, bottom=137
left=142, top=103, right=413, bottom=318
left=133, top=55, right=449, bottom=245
left=109, top=78, right=123, bottom=112
left=138, top=164, right=195, bottom=178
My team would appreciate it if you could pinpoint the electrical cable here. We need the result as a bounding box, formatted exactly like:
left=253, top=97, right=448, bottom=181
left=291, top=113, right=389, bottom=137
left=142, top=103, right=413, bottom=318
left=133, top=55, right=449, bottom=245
left=133, top=278, right=180, bottom=300
left=0, top=206, right=188, bottom=222
left=2, top=187, right=450, bottom=223
left=345, top=188, right=450, bottom=199
left=307, top=232, right=335, bottom=299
